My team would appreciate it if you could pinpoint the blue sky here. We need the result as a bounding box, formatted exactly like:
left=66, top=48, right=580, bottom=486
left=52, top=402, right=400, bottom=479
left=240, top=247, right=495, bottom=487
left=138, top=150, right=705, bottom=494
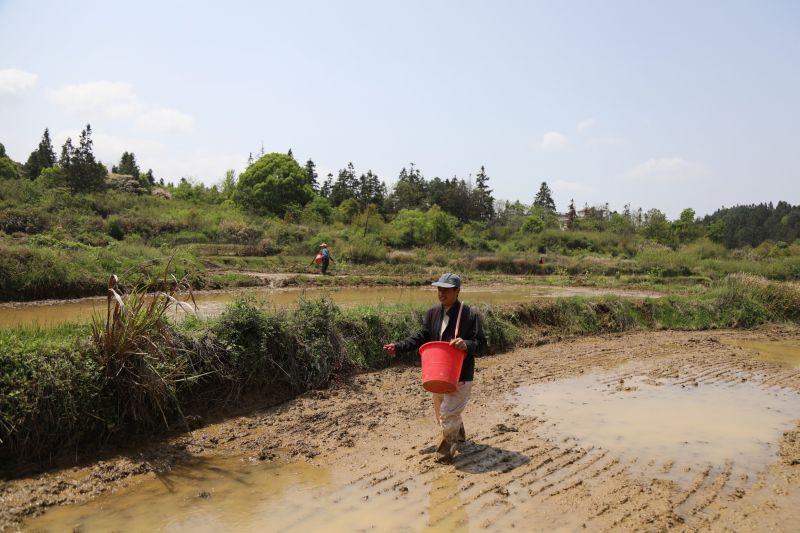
left=1, top=0, right=798, bottom=217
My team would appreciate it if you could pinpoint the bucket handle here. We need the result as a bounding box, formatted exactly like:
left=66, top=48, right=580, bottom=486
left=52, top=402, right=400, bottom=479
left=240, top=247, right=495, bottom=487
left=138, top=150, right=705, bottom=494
left=454, top=301, right=464, bottom=339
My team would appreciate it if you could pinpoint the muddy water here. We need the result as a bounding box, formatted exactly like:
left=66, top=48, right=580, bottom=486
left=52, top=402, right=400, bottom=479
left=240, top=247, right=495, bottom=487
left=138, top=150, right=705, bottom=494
left=0, top=284, right=658, bottom=329
left=723, top=339, right=800, bottom=368
left=22, top=456, right=468, bottom=532
left=514, top=369, right=800, bottom=485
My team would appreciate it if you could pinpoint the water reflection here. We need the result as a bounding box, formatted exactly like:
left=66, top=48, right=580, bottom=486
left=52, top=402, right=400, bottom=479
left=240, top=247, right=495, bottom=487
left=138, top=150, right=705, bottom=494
left=0, top=284, right=659, bottom=329
left=425, top=470, right=468, bottom=532
left=723, top=339, right=800, bottom=368
left=514, top=370, right=800, bottom=484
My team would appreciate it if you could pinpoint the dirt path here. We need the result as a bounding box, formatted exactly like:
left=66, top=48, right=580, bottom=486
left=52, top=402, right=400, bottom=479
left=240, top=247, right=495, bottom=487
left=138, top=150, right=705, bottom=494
left=4, top=327, right=800, bottom=531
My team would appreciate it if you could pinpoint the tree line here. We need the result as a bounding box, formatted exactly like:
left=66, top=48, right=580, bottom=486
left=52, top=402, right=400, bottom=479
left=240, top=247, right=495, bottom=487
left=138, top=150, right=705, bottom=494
left=2, top=127, right=799, bottom=250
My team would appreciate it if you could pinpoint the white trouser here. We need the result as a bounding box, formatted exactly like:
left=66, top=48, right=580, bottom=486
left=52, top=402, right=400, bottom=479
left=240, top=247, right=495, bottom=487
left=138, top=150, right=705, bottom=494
left=432, top=381, right=473, bottom=442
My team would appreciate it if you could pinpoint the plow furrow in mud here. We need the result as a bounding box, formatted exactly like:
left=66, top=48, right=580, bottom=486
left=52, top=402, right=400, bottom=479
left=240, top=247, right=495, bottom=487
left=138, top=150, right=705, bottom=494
left=10, top=328, right=800, bottom=532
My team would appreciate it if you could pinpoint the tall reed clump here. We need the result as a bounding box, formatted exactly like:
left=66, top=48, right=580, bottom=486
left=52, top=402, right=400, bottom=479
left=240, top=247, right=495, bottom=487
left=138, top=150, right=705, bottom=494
left=90, top=271, right=197, bottom=433
left=713, top=273, right=800, bottom=327
left=212, top=296, right=352, bottom=399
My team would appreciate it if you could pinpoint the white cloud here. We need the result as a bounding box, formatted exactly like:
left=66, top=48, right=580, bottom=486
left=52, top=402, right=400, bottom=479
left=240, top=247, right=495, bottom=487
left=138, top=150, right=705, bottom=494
left=627, top=157, right=703, bottom=181
left=539, top=131, right=568, bottom=151
left=552, top=179, right=591, bottom=193
left=48, top=80, right=194, bottom=132
left=576, top=119, right=595, bottom=132
left=48, top=81, right=143, bottom=119
left=136, top=108, right=194, bottom=133
left=0, top=68, right=37, bottom=95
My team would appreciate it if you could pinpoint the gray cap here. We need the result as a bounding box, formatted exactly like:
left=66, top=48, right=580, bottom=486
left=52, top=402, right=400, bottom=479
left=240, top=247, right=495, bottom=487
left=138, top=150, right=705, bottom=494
left=431, top=272, right=461, bottom=288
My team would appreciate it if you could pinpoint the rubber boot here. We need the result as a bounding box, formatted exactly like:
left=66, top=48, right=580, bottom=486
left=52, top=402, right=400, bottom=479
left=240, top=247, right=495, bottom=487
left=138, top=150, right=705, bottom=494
left=435, top=432, right=450, bottom=454
left=436, top=433, right=457, bottom=462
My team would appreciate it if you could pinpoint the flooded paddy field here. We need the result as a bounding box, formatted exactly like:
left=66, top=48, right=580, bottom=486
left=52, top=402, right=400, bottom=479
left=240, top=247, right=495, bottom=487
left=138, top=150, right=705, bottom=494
left=7, top=328, right=800, bottom=532
left=0, top=283, right=660, bottom=329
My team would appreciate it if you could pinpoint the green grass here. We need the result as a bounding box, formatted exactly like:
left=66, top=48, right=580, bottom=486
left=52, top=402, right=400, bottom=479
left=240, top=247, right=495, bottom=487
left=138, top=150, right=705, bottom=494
left=2, top=273, right=799, bottom=473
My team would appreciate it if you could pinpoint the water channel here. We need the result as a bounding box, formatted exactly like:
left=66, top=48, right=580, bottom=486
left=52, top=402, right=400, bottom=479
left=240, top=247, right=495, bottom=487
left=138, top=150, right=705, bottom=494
left=0, top=284, right=659, bottom=329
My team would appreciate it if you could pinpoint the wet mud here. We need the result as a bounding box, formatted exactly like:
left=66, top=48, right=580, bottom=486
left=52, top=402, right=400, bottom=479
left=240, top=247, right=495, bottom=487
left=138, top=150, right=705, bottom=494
left=6, top=327, right=800, bottom=531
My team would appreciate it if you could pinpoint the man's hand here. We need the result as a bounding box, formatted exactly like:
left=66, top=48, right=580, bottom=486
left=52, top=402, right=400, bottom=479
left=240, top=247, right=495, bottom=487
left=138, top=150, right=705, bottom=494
left=449, top=337, right=467, bottom=352
left=383, top=343, right=397, bottom=357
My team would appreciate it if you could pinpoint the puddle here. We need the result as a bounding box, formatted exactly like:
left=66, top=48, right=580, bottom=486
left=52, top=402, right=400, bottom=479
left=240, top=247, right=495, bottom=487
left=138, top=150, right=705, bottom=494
left=514, top=370, right=800, bottom=484
left=22, top=456, right=467, bottom=532
left=0, top=284, right=659, bottom=329
left=723, top=339, right=800, bottom=368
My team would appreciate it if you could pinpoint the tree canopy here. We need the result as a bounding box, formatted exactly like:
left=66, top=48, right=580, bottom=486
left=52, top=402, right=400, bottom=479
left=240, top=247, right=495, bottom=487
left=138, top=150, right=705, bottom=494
left=533, top=182, right=556, bottom=212
left=24, top=129, right=56, bottom=180
left=234, top=152, right=313, bottom=216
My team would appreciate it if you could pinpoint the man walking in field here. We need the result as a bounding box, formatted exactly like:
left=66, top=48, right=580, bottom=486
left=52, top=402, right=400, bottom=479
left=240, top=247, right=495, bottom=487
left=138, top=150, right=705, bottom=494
left=318, top=243, right=333, bottom=275
left=383, top=273, right=486, bottom=461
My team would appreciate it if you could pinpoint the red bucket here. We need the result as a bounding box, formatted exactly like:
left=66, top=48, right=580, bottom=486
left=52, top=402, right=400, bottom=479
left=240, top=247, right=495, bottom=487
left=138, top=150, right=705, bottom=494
left=419, top=341, right=465, bottom=394
left=314, top=253, right=324, bottom=265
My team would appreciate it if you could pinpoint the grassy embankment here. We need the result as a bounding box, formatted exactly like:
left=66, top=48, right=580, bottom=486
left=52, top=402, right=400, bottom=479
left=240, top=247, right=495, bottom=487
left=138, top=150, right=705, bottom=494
left=1, top=273, right=799, bottom=474
left=2, top=179, right=799, bottom=301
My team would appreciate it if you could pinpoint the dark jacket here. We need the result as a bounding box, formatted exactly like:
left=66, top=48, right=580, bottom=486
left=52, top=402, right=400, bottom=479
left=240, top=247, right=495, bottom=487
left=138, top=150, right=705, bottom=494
left=394, top=301, right=486, bottom=382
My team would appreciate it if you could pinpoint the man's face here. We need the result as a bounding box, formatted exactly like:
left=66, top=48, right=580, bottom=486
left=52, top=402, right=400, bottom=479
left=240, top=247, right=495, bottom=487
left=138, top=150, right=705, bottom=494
left=437, top=287, right=459, bottom=307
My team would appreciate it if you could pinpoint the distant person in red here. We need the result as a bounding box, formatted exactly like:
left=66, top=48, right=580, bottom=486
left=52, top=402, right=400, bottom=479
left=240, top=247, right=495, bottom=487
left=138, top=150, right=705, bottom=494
left=313, top=243, right=333, bottom=275
left=383, top=273, right=487, bottom=461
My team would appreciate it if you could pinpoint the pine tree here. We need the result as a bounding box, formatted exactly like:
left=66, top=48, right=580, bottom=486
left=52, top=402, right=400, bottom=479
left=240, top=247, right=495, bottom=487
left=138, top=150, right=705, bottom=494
left=304, top=158, right=318, bottom=191
left=287, top=148, right=293, bottom=159
left=567, top=198, right=577, bottom=229
left=114, top=151, right=140, bottom=178
left=24, top=128, right=56, bottom=180
left=330, top=162, right=358, bottom=206
left=62, top=124, right=106, bottom=192
left=357, top=170, right=386, bottom=208
left=389, top=163, right=427, bottom=212
left=60, top=137, right=74, bottom=167
left=247, top=152, right=254, bottom=167
left=533, top=181, right=556, bottom=212
left=472, top=165, right=495, bottom=222
left=320, top=173, right=334, bottom=198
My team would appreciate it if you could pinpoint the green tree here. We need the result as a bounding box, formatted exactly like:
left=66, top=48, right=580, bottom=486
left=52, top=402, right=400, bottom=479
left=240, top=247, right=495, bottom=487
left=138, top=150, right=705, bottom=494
left=533, top=181, right=556, bottom=213
left=357, top=170, right=386, bottom=209
left=566, top=198, right=577, bottom=229
left=0, top=147, right=21, bottom=180
left=304, top=158, right=318, bottom=192
left=112, top=151, right=141, bottom=178
left=521, top=213, right=544, bottom=233
left=608, top=212, right=636, bottom=238
left=233, top=152, right=312, bottom=216
left=329, top=162, right=358, bottom=206
left=221, top=169, right=237, bottom=200
left=388, top=163, right=427, bottom=212
left=426, top=204, right=460, bottom=244
left=23, top=128, right=56, bottom=180
left=301, top=195, right=333, bottom=224
left=672, top=208, right=701, bottom=243
left=472, top=165, right=495, bottom=222
left=60, top=124, right=107, bottom=192
left=496, top=200, right=528, bottom=230
left=319, top=172, right=333, bottom=198
left=641, top=208, right=672, bottom=244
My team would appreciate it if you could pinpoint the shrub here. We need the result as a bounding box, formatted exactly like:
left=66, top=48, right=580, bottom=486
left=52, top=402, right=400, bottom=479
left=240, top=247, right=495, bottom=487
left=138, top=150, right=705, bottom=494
left=0, top=208, right=48, bottom=234
left=219, top=221, right=263, bottom=244
left=107, top=217, right=125, bottom=240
